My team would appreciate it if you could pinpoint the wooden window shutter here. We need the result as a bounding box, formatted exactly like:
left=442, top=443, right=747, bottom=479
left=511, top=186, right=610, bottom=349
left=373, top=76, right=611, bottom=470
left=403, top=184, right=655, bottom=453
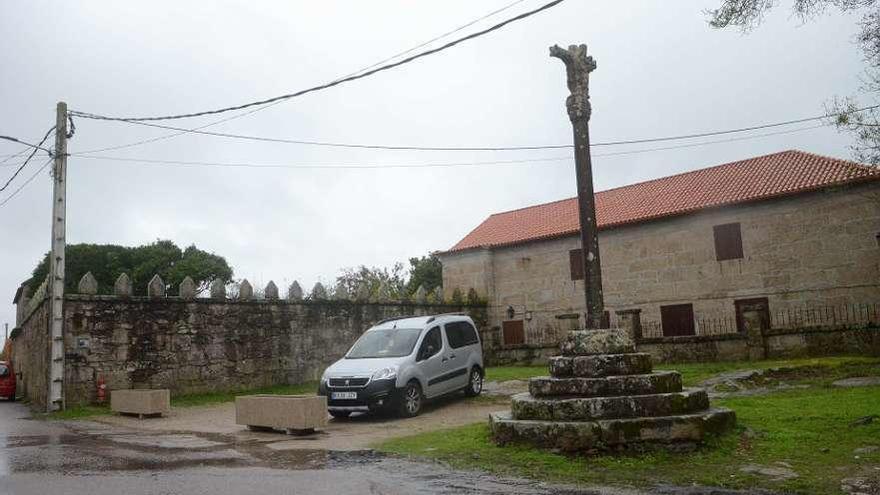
left=660, top=304, right=695, bottom=337
left=713, top=223, right=743, bottom=261
left=502, top=320, right=525, bottom=345
left=569, top=249, right=584, bottom=280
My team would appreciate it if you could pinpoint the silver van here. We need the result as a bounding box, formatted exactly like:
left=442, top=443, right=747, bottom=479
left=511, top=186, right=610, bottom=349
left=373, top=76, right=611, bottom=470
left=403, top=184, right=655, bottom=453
left=318, top=314, right=484, bottom=418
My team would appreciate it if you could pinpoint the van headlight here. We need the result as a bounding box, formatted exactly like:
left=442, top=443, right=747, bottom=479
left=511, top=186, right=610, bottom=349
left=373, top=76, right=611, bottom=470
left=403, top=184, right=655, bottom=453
left=320, top=370, right=330, bottom=385
left=372, top=367, right=397, bottom=381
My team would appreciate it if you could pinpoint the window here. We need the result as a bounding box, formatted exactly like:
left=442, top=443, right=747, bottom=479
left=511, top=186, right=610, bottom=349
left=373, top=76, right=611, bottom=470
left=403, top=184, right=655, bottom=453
left=713, top=223, right=743, bottom=261
left=445, top=321, right=479, bottom=349
left=660, top=304, right=695, bottom=337
left=502, top=320, right=525, bottom=345
left=569, top=249, right=584, bottom=280
left=417, top=327, right=442, bottom=361
left=347, top=327, right=423, bottom=359
left=0, top=364, right=8, bottom=377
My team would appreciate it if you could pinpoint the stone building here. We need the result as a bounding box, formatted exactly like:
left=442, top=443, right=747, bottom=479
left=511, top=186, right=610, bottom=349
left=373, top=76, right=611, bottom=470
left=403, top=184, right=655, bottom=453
left=438, top=150, right=880, bottom=346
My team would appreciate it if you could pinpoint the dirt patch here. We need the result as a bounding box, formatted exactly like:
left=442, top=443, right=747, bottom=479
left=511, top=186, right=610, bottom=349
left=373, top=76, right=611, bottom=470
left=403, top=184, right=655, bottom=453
left=93, top=394, right=508, bottom=451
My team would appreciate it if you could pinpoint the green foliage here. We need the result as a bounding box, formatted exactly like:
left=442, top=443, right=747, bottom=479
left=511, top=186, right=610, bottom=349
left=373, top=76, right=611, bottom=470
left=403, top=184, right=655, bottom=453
left=32, top=240, right=233, bottom=296
left=335, top=263, right=407, bottom=299
left=405, top=254, right=442, bottom=295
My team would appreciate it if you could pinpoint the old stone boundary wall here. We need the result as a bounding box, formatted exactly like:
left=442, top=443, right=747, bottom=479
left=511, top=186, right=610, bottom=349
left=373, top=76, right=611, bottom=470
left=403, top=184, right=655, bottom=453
left=12, top=289, right=486, bottom=408
left=12, top=284, right=51, bottom=411
left=484, top=324, right=880, bottom=366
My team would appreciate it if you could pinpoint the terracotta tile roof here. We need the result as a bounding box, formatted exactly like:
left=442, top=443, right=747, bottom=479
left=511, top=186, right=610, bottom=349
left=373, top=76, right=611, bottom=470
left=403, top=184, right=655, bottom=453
left=446, top=150, right=880, bottom=253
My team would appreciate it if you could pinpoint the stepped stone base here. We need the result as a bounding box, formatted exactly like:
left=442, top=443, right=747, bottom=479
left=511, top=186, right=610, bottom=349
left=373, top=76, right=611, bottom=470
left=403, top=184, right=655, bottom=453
left=529, top=371, right=682, bottom=398
left=560, top=329, right=636, bottom=356
left=511, top=388, right=709, bottom=421
left=549, top=353, right=653, bottom=378
left=489, top=407, right=736, bottom=452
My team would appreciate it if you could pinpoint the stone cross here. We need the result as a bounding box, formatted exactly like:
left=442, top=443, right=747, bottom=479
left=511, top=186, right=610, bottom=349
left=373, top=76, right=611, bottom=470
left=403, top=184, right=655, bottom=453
left=77, top=272, right=98, bottom=295
left=239, top=279, right=253, bottom=300
left=147, top=274, right=166, bottom=298
left=550, top=43, right=605, bottom=330
left=179, top=276, right=196, bottom=299
left=114, top=273, right=132, bottom=297
left=264, top=281, right=279, bottom=300
left=288, top=281, right=303, bottom=301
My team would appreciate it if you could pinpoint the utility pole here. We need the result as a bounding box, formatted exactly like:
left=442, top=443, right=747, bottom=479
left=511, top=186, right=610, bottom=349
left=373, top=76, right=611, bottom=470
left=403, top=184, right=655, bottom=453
left=550, top=44, right=604, bottom=330
left=48, top=102, right=68, bottom=412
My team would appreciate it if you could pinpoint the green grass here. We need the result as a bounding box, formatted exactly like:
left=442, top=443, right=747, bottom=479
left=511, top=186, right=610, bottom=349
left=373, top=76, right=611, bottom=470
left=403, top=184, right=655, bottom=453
left=484, top=355, right=879, bottom=387
left=46, top=381, right=318, bottom=420
left=485, top=366, right=546, bottom=382
left=378, top=385, right=880, bottom=494
left=655, top=356, right=880, bottom=387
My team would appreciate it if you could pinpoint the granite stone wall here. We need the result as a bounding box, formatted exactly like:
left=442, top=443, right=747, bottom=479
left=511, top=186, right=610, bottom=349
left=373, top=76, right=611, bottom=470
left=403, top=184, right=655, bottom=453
left=12, top=295, right=50, bottom=411
left=59, top=295, right=486, bottom=407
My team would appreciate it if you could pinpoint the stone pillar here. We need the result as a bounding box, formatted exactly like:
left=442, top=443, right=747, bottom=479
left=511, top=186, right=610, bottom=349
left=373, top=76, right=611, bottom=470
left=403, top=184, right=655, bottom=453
left=615, top=309, right=642, bottom=342
left=742, top=304, right=768, bottom=361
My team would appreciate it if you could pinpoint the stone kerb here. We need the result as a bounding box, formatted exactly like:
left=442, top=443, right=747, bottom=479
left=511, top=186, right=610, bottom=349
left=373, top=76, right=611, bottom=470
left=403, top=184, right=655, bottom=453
left=489, top=328, right=736, bottom=452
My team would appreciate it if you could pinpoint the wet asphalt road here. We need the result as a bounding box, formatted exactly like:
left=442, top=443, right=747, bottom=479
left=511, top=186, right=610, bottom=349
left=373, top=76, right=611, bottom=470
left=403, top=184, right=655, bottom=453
left=0, top=402, right=637, bottom=495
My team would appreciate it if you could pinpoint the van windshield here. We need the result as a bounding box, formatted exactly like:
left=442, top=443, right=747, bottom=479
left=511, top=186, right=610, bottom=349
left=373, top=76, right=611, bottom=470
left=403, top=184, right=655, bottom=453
left=346, top=328, right=422, bottom=359
left=0, top=364, right=8, bottom=377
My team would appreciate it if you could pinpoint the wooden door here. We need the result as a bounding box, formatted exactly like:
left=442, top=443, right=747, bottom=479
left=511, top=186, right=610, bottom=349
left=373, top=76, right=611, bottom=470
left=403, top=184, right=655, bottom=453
left=502, top=320, right=525, bottom=346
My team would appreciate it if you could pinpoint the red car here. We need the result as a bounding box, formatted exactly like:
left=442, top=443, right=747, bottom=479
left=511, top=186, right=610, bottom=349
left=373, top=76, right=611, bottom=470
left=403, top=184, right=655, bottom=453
left=0, top=361, right=15, bottom=401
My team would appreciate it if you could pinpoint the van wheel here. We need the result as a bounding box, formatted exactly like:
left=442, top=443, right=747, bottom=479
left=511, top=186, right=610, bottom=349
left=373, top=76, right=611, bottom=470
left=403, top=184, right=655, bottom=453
left=328, top=410, right=350, bottom=419
left=398, top=381, right=422, bottom=418
left=464, top=367, right=483, bottom=397
left=8, top=393, right=15, bottom=402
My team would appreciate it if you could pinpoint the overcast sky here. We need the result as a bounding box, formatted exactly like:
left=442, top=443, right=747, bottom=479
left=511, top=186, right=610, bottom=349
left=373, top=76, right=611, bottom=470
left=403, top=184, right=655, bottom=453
left=0, top=1, right=867, bottom=343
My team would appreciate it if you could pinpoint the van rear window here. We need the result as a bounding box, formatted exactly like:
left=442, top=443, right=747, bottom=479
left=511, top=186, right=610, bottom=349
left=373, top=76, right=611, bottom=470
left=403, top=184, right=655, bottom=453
left=445, top=321, right=479, bottom=349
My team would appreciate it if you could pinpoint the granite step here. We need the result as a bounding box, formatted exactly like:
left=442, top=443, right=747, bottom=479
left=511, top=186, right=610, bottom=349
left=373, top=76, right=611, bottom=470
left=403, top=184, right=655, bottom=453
left=549, top=353, right=653, bottom=378
left=489, top=407, right=736, bottom=452
left=511, top=388, right=709, bottom=421
left=529, top=371, right=682, bottom=398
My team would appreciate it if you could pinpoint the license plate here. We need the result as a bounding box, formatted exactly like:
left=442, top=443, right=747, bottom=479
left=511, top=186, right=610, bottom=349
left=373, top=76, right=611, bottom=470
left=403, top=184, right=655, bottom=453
left=332, top=392, right=357, bottom=400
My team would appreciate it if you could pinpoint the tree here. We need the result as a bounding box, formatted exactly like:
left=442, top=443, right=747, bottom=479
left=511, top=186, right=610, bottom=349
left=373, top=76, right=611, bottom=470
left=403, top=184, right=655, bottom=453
left=335, top=263, right=407, bottom=300
left=405, top=254, right=442, bottom=295
left=708, top=0, right=880, bottom=164
left=31, top=240, right=233, bottom=296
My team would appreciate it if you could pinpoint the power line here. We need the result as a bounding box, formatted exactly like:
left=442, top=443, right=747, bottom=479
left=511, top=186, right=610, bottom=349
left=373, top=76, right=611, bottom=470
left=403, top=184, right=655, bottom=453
left=591, top=123, right=828, bottom=158
left=69, top=0, right=537, bottom=156
left=0, top=157, right=53, bottom=207
left=69, top=105, right=870, bottom=154
left=337, top=0, right=530, bottom=80
left=0, top=127, right=55, bottom=194
left=0, top=133, right=55, bottom=156
left=74, top=154, right=574, bottom=170
left=0, top=146, right=30, bottom=165
left=69, top=122, right=827, bottom=171
left=69, top=0, right=567, bottom=122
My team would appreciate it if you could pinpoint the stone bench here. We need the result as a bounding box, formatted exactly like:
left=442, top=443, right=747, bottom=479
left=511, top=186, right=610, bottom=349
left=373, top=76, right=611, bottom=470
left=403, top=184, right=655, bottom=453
left=110, top=389, right=171, bottom=418
left=235, top=395, right=327, bottom=435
